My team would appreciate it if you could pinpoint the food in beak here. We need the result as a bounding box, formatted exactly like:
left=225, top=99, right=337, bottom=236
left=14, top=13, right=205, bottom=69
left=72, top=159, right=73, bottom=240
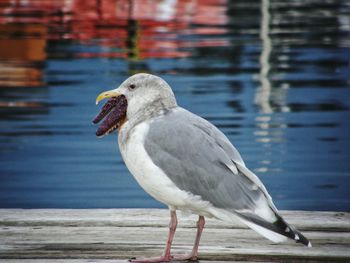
left=93, top=95, right=127, bottom=137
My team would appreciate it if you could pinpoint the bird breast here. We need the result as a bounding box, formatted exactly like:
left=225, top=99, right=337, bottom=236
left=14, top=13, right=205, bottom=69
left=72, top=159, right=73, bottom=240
left=118, top=120, right=213, bottom=214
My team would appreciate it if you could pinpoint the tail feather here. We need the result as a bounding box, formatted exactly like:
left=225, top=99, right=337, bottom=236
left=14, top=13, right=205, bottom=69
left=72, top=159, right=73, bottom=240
left=236, top=212, right=312, bottom=247
left=273, top=214, right=312, bottom=247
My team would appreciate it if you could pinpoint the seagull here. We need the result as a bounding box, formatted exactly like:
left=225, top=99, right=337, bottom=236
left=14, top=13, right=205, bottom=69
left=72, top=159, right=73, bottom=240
left=93, top=73, right=311, bottom=262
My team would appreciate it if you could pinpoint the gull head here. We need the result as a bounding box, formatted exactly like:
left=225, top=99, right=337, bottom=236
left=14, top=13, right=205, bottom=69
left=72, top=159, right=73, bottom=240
left=93, top=73, right=177, bottom=137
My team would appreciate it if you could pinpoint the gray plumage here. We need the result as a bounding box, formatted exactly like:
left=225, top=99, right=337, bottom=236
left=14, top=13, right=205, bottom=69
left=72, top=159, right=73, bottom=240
left=144, top=107, right=276, bottom=218
left=98, top=73, right=311, bottom=247
left=144, top=107, right=310, bottom=246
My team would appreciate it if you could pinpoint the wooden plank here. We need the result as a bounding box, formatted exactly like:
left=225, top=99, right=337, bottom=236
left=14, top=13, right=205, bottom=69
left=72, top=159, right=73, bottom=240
left=0, top=209, right=349, bottom=262
left=0, top=261, right=126, bottom=263
left=1, top=209, right=349, bottom=230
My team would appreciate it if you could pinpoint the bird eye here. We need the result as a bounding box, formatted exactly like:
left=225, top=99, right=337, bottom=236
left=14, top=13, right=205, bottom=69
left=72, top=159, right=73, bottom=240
left=128, top=84, right=136, bottom=90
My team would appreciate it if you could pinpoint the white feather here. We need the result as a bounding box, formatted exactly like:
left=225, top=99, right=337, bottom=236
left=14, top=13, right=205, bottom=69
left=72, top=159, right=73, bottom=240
left=208, top=207, right=287, bottom=243
left=119, top=120, right=214, bottom=216
left=119, top=119, right=288, bottom=243
left=238, top=217, right=288, bottom=243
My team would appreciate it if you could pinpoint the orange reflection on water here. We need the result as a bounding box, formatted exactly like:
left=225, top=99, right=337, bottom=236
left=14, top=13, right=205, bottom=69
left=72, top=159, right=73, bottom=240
left=0, top=0, right=229, bottom=61
left=0, top=23, right=47, bottom=88
left=0, top=0, right=229, bottom=95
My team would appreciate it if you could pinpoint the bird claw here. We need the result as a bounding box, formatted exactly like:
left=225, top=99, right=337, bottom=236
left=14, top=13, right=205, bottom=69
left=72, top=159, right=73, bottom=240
left=129, top=256, right=170, bottom=263
left=171, top=254, right=198, bottom=261
left=129, top=254, right=198, bottom=262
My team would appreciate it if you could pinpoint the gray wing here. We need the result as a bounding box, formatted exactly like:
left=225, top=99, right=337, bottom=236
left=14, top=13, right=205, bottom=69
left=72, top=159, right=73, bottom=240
left=144, top=107, right=278, bottom=221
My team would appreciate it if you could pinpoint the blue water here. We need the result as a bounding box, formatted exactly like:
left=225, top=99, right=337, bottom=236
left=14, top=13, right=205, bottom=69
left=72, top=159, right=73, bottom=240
left=0, top=0, right=349, bottom=211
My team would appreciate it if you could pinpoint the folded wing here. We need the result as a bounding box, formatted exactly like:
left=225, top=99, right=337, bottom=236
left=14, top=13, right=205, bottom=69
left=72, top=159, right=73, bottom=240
left=144, top=107, right=311, bottom=246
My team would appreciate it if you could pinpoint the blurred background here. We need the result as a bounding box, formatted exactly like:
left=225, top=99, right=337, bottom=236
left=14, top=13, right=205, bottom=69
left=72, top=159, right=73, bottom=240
left=0, top=0, right=349, bottom=211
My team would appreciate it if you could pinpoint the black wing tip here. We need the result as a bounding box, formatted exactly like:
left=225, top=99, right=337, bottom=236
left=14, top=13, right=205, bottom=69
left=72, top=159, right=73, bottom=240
left=274, top=216, right=312, bottom=247
left=294, top=229, right=312, bottom=247
left=235, top=211, right=312, bottom=247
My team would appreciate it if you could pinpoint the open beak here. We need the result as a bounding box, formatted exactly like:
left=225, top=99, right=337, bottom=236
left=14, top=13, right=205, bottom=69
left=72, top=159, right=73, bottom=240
left=93, top=89, right=128, bottom=137
left=95, top=90, right=122, bottom=105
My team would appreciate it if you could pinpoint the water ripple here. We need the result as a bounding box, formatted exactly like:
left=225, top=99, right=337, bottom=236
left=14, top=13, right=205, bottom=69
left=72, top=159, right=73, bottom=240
left=0, top=0, right=349, bottom=210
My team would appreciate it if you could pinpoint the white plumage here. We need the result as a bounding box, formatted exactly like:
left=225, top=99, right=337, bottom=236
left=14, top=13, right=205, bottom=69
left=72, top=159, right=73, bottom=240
left=95, top=73, right=312, bottom=262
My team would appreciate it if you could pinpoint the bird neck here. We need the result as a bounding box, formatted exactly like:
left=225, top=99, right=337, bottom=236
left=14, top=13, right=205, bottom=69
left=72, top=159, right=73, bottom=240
left=129, top=98, right=176, bottom=127
left=118, top=101, right=176, bottom=150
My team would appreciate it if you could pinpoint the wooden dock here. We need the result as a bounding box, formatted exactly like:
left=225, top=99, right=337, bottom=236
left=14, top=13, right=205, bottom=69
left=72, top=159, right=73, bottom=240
left=0, top=209, right=349, bottom=262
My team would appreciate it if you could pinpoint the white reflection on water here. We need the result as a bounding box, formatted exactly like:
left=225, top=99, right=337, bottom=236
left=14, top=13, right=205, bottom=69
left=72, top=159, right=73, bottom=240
left=255, top=0, right=273, bottom=114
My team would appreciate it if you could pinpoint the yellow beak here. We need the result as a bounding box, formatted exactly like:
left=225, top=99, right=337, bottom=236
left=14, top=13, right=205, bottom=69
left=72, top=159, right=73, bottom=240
left=95, top=90, right=122, bottom=105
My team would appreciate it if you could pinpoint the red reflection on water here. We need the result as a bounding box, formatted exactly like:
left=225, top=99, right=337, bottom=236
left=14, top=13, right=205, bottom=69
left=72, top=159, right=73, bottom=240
left=0, top=0, right=229, bottom=91
left=0, top=0, right=229, bottom=60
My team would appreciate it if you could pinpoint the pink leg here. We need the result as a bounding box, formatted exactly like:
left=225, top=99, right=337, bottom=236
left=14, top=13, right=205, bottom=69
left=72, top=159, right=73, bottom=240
left=164, top=210, right=178, bottom=259
left=191, top=216, right=206, bottom=258
left=171, top=216, right=205, bottom=261
left=130, top=210, right=178, bottom=263
left=130, top=213, right=206, bottom=262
